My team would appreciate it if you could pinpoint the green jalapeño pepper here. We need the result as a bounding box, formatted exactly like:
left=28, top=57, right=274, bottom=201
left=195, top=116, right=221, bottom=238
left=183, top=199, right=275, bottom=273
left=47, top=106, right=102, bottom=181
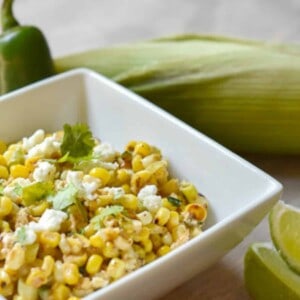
left=0, top=0, right=54, bottom=94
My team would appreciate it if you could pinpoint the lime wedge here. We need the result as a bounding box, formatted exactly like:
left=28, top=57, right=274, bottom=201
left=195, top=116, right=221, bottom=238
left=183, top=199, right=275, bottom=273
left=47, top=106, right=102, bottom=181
left=269, top=200, right=300, bottom=273
left=244, top=243, right=300, bottom=300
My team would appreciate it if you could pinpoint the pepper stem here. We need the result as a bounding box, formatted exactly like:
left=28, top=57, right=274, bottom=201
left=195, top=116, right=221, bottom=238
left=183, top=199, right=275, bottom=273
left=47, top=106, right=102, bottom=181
left=1, top=0, right=19, bottom=32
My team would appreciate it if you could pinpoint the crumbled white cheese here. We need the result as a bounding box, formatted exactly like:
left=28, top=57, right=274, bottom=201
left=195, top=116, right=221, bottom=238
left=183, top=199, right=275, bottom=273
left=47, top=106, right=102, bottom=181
left=82, top=175, right=101, bottom=200
left=102, top=187, right=125, bottom=200
left=27, top=136, right=61, bottom=158
left=33, top=161, right=56, bottom=182
left=3, top=178, right=31, bottom=200
left=22, top=129, right=45, bottom=151
left=93, top=142, right=118, bottom=162
left=15, top=226, right=37, bottom=245
left=137, top=185, right=162, bottom=212
left=66, top=171, right=100, bottom=200
left=28, top=209, right=67, bottom=232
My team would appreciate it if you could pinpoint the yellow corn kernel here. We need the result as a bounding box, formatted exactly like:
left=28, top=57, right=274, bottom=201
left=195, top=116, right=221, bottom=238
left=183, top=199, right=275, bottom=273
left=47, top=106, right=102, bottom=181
left=0, top=196, right=13, bottom=217
left=162, top=232, right=173, bottom=245
left=0, top=269, right=11, bottom=296
left=41, top=255, right=55, bottom=277
left=125, top=140, right=137, bottom=152
left=133, top=227, right=150, bottom=242
left=97, top=194, right=113, bottom=207
left=24, top=156, right=39, bottom=171
left=171, top=224, right=189, bottom=244
left=141, top=153, right=161, bottom=168
left=120, top=194, right=138, bottom=210
left=25, top=243, right=39, bottom=264
left=160, top=179, right=179, bottom=196
left=154, top=207, right=170, bottom=226
left=64, top=253, right=88, bottom=267
left=82, top=224, right=95, bottom=238
left=121, top=183, right=131, bottom=193
left=29, top=200, right=49, bottom=217
left=0, top=155, right=7, bottom=166
left=157, top=245, right=171, bottom=257
left=130, top=170, right=151, bottom=194
left=18, top=279, right=38, bottom=300
left=0, top=283, right=13, bottom=297
left=180, top=182, right=198, bottom=203
left=106, top=258, right=126, bottom=280
left=10, top=164, right=30, bottom=178
left=0, top=220, right=11, bottom=232
left=68, top=297, right=80, bottom=300
left=145, top=252, right=157, bottom=264
left=114, top=236, right=132, bottom=251
left=134, top=142, right=152, bottom=157
left=52, top=283, right=71, bottom=300
left=132, top=154, right=144, bottom=172
left=26, top=268, right=47, bottom=288
left=40, top=231, right=61, bottom=248
left=0, top=165, right=9, bottom=179
left=132, top=244, right=146, bottom=259
left=167, top=211, right=180, bottom=230
left=151, top=234, right=163, bottom=250
left=116, top=169, right=131, bottom=184
left=86, top=254, right=103, bottom=275
left=103, top=241, right=119, bottom=258
left=146, top=161, right=168, bottom=186
left=89, top=167, right=110, bottom=186
left=184, top=203, right=207, bottom=222
left=0, top=141, right=7, bottom=154
left=161, top=197, right=177, bottom=210
left=142, top=239, right=153, bottom=253
left=5, top=243, right=25, bottom=272
left=62, top=263, right=80, bottom=285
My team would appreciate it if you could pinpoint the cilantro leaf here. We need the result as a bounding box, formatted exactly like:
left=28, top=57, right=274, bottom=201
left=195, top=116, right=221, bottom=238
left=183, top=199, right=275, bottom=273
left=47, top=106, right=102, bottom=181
left=91, top=205, right=124, bottom=229
left=60, top=123, right=95, bottom=162
left=167, top=196, right=181, bottom=207
left=48, top=184, right=78, bottom=210
left=22, top=182, right=54, bottom=206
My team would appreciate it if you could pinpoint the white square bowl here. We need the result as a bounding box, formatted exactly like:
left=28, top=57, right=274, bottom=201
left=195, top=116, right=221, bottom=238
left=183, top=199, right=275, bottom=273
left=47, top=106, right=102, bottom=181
left=0, top=69, right=282, bottom=300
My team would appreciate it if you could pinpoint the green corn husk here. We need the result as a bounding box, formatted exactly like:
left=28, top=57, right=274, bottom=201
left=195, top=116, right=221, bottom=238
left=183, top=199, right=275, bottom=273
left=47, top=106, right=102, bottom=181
left=54, top=34, right=300, bottom=155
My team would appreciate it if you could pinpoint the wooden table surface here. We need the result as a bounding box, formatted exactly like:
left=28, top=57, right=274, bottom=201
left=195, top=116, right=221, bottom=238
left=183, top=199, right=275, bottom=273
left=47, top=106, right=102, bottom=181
left=11, top=1, right=300, bottom=299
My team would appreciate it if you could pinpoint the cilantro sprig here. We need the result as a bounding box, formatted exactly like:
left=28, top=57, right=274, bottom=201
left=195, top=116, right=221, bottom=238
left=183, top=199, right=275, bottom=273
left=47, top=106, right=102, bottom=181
left=60, top=123, right=96, bottom=163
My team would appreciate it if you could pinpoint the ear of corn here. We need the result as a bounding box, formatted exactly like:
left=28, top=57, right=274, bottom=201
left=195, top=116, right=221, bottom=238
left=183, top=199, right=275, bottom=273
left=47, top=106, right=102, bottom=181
left=54, top=34, right=300, bottom=154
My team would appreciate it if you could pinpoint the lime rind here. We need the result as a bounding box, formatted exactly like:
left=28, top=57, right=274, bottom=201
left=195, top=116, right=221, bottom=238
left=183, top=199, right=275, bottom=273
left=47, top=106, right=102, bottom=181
left=269, top=200, right=300, bottom=274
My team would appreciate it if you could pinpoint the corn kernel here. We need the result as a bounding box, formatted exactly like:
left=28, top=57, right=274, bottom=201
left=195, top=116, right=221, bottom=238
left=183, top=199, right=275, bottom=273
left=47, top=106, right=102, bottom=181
left=107, top=258, right=126, bottom=280
left=0, top=165, right=9, bottom=179
left=133, top=227, right=150, bottom=242
left=41, top=255, right=55, bottom=277
left=180, top=182, right=198, bottom=203
left=120, top=194, right=138, bottom=210
left=151, top=234, right=163, bottom=250
left=24, top=156, right=39, bottom=171
left=29, top=200, right=49, bottom=217
left=0, top=269, right=11, bottom=289
left=25, top=243, right=39, bottom=264
left=103, top=241, right=119, bottom=258
left=26, top=268, right=47, bottom=288
left=132, top=154, right=144, bottom=172
left=0, top=220, right=10, bottom=232
left=121, top=183, right=131, bottom=193
left=161, top=197, right=177, bottom=210
left=5, top=243, right=25, bottom=271
left=130, top=170, right=151, bottom=194
left=160, top=179, right=179, bottom=196
left=154, top=207, right=170, bottom=226
left=63, top=253, right=88, bottom=267
left=40, top=231, right=61, bottom=248
left=145, top=252, right=157, bottom=264
left=132, top=244, right=146, bottom=259
left=167, top=211, right=180, bottom=230
left=97, top=194, right=113, bottom=207
left=116, top=169, right=131, bottom=184
left=18, top=279, right=38, bottom=299
left=157, top=245, right=171, bottom=257
left=68, top=297, right=80, bottom=300
left=142, top=239, right=153, bottom=253
left=10, top=164, right=30, bottom=178
left=0, top=155, right=7, bottom=166
left=89, top=167, right=110, bottom=186
left=52, top=283, right=70, bottom=300
left=89, top=234, right=104, bottom=248
left=62, top=263, right=80, bottom=285
left=125, top=140, right=137, bottom=152
left=86, top=254, right=103, bottom=275
left=134, top=142, right=152, bottom=157
left=136, top=211, right=152, bottom=225
left=0, top=196, right=12, bottom=217
left=184, top=203, right=207, bottom=222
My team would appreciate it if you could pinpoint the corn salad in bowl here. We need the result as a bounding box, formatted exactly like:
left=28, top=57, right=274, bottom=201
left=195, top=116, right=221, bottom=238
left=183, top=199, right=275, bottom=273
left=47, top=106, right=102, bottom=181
left=0, top=123, right=208, bottom=300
